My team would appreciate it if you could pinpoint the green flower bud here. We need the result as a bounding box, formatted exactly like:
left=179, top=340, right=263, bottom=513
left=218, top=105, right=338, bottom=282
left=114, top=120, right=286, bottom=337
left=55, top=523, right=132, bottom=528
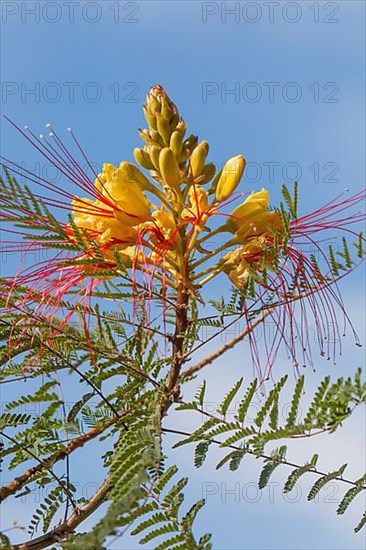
left=147, top=94, right=161, bottom=114
left=183, top=134, right=198, bottom=158
left=146, top=85, right=179, bottom=128
left=161, top=97, right=172, bottom=120
left=169, top=116, right=180, bottom=133
left=143, top=105, right=157, bottom=130
left=149, top=130, right=165, bottom=147
left=138, top=129, right=150, bottom=144
left=176, top=119, right=187, bottom=136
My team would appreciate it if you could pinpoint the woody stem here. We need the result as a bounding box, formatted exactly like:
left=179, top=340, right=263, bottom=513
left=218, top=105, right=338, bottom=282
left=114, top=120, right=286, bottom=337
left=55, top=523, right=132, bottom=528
left=163, top=278, right=189, bottom=413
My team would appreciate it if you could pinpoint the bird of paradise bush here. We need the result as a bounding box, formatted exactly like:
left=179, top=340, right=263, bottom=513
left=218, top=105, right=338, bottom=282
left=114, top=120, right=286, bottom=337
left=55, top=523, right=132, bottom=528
left=0, top=85, right=365, bottom=549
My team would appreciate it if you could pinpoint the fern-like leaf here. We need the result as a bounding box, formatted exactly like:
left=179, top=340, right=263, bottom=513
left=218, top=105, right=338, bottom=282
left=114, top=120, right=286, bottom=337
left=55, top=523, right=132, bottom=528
left=308, top=464, right=347, bottom=501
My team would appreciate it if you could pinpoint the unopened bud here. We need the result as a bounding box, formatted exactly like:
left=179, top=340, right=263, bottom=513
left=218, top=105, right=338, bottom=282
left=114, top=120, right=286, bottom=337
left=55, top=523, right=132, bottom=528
left=169, top=112, right=180, bottom=130
left=138, top=129, right=150, bottom=144
left=159, top=147, right=181, bottom=190
left=215, top=155, right=246, bottom=203
left=146, top=85, right=179, bottom=132
left=170, top=131, right=183, bottom=157
left=149, top=130, right=165, bottom=147
left=146, top=85, right=164, bottom=109
left=150, top=146, right=161, bottom=171
left=201, top=163, right=216, bottom=184
left=161, top=97, right=172, bottom=120
left=118, top=162, right=152, bottom=191
left=147, top=94, right=161, bottom=114
left=133, top=148, right=155, bottom=170
left=143, top=105, right=157, bottom=130
left=176, top=119, right=187, bottom=136
left=156, top=113, right=171, bottom=144
left=190, top=141, right=209, bottom=178
left=183, top=134, right=198, bottom=157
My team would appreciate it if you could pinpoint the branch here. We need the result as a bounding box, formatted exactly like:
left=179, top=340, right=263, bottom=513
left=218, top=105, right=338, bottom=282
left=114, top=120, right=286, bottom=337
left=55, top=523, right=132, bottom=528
left=180, top=309, right=273, bottom=380
left=0, top=408, right=131, bottom=503
left=162, top=282, right=189, bottom=412
left=0, top=432, right=78, bottom=511
left=12, top=479, right=110, bottom=550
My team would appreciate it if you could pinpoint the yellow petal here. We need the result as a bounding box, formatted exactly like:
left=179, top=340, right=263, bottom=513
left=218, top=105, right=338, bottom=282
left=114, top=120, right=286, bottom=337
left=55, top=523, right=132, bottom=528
left=244, top=189, right=269, bottom=209
left=227, top=189, right=270, bottom=232
left=72, top=197, right=97, bottom=219
left=102, top=165, right=151, bottom=225
left=235, top=211, right=282, bottom=241
left=98, top=221, right=137, bottom=245
left=231, top=189, right=269, bottom=221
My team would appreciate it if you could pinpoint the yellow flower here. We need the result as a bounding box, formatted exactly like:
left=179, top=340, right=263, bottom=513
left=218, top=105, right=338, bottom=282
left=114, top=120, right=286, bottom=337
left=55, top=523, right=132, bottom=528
left=221, top=237, right=272, bottom=287
left=151, top=208, right=181, bottom=248
left=72, top=197, right=138, bottom=246
left=96, top=163, right=151, bottom=226
left=96, top=162, right=151, bottom=192
left=227, top=189, right=269, bottom=230
left=235, top=210, right=282, bottom=242
left=152, top=208, right=176, bottom=236
left=71, top=197, right=108, bottom=235
left=225, top=189, right=282, bottom=243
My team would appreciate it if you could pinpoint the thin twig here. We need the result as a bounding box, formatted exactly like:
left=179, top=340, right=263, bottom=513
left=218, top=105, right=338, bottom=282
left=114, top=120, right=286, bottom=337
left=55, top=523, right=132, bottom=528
left=0, top=406, right=132, bottom=503
left=162, top=427, right=366, bottom=489
left=180, top=309, right=273, bottom=380
left=0, top=432, right=78, bottom=511
left=0, top=309, right=160, bottom=388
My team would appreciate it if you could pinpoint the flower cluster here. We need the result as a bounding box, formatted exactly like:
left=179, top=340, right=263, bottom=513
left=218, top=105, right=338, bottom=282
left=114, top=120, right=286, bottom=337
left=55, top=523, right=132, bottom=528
left=1, top=85, right=364, bottom=376
left=65, top=85, right=283, bottom=290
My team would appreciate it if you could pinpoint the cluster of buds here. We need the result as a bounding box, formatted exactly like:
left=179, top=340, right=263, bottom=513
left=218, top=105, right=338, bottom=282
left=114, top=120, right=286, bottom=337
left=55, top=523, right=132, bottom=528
left=134, top=85, right=217, bottom=196
left=65, top=85, right=280, bottom=288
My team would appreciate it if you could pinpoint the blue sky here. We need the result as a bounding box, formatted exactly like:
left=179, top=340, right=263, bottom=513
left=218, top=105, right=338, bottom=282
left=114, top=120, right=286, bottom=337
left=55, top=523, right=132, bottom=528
left=1, top=1, right=365, bottom=549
